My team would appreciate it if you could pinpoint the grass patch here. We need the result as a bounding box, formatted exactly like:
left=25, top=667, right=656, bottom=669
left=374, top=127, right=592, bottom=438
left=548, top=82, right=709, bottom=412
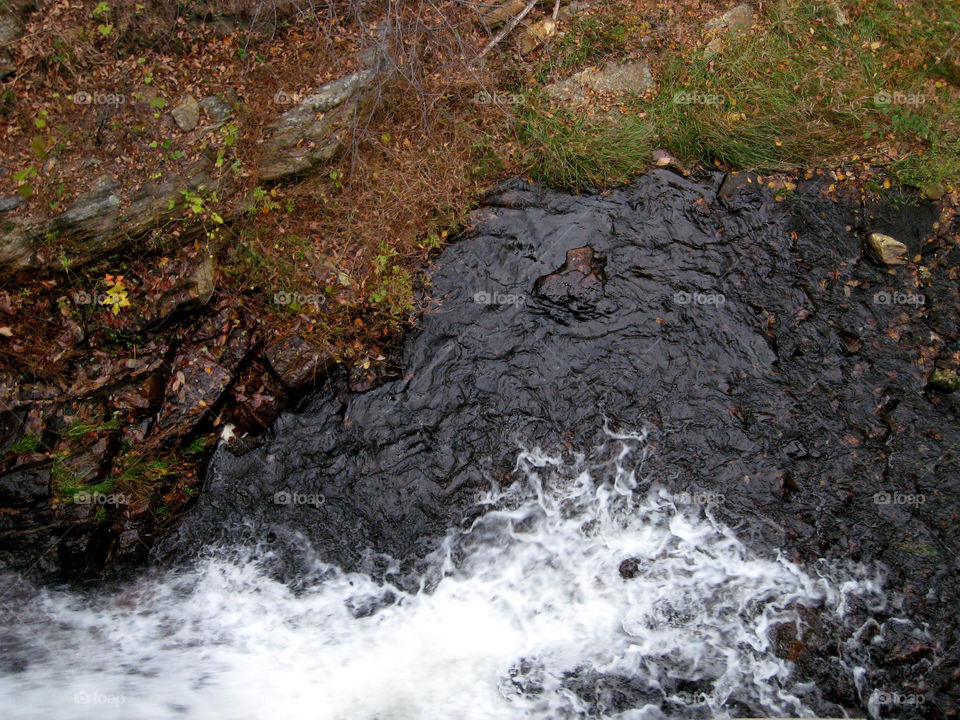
left=8, top=433, right=41, bottom=455
left=520, top=0, right=960, bottom=193
left=519, top=92, right=655, bottom=188
left=534, top=3, right=649, bottom=81
left=65, top=415, right=122, bottom=439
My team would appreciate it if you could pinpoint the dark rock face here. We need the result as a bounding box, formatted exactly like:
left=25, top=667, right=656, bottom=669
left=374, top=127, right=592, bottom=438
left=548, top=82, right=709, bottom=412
left=154, top=308, right=257, bottom=442
left=263, top=334, right=337, bottom=392
left=222, top=361, right=288, bottom=435
left=158, top=170, right=957, bottom=717
left=533, top=245, right=607, bottom=317
left=0, top=465, right=49, bottom=507
left=618, top=557, right=640, bottom=579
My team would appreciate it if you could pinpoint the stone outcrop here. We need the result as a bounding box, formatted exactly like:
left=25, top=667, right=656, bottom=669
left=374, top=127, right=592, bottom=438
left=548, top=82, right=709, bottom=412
left=0, top=159, right=221, bottom=277
left=548, top=60, right=654, bottom=105
left=533, top=245, right=607, bottom=316
left=264, top=334, right=338, bottom=392
left=703, top=4, right=755, bottom=58
left=259, top=30, right=395, bottom=181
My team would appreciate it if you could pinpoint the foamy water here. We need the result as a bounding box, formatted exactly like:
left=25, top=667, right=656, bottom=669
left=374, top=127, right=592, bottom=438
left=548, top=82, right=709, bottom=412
left=0, top=428, right=884, bottom=719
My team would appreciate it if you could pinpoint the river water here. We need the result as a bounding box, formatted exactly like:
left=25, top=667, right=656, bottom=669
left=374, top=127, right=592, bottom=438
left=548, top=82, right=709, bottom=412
left=0, top=169, right=956, bottom=719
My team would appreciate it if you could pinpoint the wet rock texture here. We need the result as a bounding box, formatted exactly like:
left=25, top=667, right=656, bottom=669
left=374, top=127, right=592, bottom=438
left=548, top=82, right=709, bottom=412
left=533, top=245, right=607, bottom=316
left=0, top=31, right=398, bottom=582
left=163, top=170, right=958, bottom=718
left=0, top=302, right=338, bottom=580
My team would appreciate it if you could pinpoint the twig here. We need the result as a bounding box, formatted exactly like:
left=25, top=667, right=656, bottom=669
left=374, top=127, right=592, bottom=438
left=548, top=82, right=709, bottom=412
left=552, top=0, right=561, bottom=21
left=473, top=0, right=539, bottom=63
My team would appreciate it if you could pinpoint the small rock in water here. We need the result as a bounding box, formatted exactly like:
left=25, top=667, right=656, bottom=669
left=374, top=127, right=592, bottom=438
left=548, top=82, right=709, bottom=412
left=619, top=557, right=640, bottom=579
left=533, top=245, right=607, bottom=315
left=171, top=96, right=200, bottom=132
left=928, top=368, right=959, bottom=393
left=866, top=232, right=908, bottom=265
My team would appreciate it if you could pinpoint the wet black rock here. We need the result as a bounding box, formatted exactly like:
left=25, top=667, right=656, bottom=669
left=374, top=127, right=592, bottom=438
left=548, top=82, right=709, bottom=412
left=533, top=245, right=607, bottom=316
left=151, top=170, right=956, bottom=716
left=0, top=464, right=49, bottom=507
left=264, top=334, right=337, bottom=392
left=618, top=557, right=640, bottom=579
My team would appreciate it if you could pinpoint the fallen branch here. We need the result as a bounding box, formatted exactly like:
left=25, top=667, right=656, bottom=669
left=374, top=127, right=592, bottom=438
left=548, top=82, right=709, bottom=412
left=552, top=0, right=561, bottom=21
left=473, top=0, right=539, bottom=62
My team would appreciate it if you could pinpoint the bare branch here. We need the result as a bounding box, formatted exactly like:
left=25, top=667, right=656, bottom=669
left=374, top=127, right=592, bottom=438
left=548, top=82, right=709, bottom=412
left=473, top=0, right=538, bottom=63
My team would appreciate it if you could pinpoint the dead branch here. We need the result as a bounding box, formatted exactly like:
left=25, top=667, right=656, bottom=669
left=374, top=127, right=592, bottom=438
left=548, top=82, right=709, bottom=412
left=473, top=0, right=538, bottom=63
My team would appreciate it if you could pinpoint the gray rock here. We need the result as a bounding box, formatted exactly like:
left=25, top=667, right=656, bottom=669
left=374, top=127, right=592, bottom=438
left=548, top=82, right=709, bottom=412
left=171, top=96, right=200, bottom=132
left=0, top=195, right=22, bottom=212
left=706, top=4, right=755, bottom=33
left=48, top=181, right=121, bottom=244
left=259, top=68, right=381, bottom=181
left=0, top=50, right=13, bottom=81
left=704, top=3, right=754, bottom=57
left=0, top=12, right=22, bottom=46
left=557, top=1, right=597, bottom=21
left=0, top=465, right=50, bottom=507
left=264, top=335, right=337, bottom=391
left=0, top=223, right=36, bottom=277
left=199, top=95, right=233, bottom=122
left=2, top=158, right=219, bottom=275
left=547, top=60, right=654, bottom=105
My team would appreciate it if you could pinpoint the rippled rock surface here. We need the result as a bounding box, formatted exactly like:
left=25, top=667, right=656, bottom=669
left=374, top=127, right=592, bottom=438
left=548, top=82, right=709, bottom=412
left=145, top=169, right=960, bottom=715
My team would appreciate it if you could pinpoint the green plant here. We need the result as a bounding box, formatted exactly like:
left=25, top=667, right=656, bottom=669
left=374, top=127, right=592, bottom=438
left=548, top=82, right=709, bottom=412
left=9, top=433, right=41, bottom=455
left=13, top=166, right=38, bottom=198
left=65, top=414, right=122, bottom=439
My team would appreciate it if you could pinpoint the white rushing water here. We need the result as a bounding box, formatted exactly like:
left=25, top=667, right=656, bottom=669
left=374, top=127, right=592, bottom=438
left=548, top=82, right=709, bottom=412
left=0, top=427, right=884, bottom=719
